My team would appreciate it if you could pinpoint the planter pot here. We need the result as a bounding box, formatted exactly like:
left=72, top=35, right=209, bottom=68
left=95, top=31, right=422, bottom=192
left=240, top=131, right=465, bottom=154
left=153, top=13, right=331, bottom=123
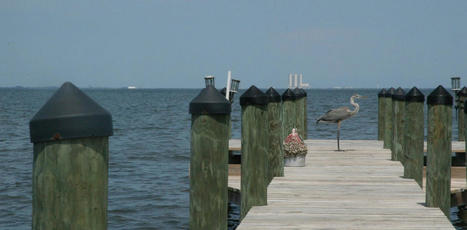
left=284, top=155, right=306, bottom=167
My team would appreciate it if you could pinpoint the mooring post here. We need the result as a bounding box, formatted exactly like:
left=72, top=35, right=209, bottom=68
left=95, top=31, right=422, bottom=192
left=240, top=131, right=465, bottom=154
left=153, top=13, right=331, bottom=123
left=29, top=82, right=112, bottom=230
left=377, top=89, right=386, bottom=140
left=282, top=89, right=297, bottom=141
left=426, top=85, right=452, bottom=217
left=403, top=87, right=425, bottom=188
left=458, top=87, right=467, bottom=141
left=293, top=88, right=305, bottom=139
left=303, top=89, right=308, bottom=140
left=266, top=87, right=284, bottom=179
left=240, top=86, right=269, bottom=219
left=383, top=87, right=395, bottom=149
left=189, top=85, right=230, bottom=229
left=392, top=87, right=405, bottom=162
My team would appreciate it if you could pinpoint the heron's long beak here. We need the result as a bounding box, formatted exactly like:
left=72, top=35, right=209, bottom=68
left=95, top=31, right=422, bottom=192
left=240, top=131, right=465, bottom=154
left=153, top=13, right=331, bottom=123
left=360, top=96, right=368, bottom=99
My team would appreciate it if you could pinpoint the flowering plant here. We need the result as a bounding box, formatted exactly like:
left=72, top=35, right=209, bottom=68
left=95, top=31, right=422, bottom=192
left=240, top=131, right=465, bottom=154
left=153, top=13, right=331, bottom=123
left=283, top=128, right=307, bottom=157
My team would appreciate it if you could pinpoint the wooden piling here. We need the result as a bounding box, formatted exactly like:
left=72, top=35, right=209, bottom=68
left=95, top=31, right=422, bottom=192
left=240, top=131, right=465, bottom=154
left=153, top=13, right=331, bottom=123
left=383, top=87, right=395, bottom=149
left=266, top=87, right=284, bottom=179
left=240, top=86, right=269, bottom=219
left=303, top=89, right=308, bottom=140
left=293, top=88, right=305, bottom=139
left=426, top=85, right=453, bottom=217
left=377, top=89, right=386, bottom=140
left=282, top=89, right=297, bottom=141
left=457, top=87, right=467, bottom=141
left=29, top=82, right=113, bottom=230
left=189, top=86, right=231, bottom=230
left=402, top=87, right=425, bottom=188
left=392, top=87, right=405, bottom=161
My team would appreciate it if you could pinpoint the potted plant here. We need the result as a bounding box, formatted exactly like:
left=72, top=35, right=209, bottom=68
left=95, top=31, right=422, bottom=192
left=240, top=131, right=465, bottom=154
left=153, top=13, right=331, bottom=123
left=283, top=128, right=308, bottom=167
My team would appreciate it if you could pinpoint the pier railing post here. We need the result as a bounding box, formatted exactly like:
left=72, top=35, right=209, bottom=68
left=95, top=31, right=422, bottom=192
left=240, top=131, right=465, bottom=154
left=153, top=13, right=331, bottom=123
left=29, top=82, right=113, bottom=230
left=392, top=87, right=405, bottom=162
left=426, top=85, right=452, bottom=217
left=293, top=88, right=305, bottom=139
left=377, top=89, right=386, bottom=141
left=402, top=87, right=425, bottom=188
left=266, top=87, right=284, bottom=179
left=383, top=88, right=395, bottom=149
left=189, top=85, right=231, bottom=229
left=457, top=87, right=467, bottom=141
left=240, top=86, right=269, bottom=219
left=282, top=89, right=297, bottom=141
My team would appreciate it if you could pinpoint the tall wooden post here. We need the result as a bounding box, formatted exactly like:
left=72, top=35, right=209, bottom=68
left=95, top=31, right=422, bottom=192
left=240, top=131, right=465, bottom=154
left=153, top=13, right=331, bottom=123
left=457, top=87, right=467, bottom=141
left=189, top=85, right=230, bottom=229
left=29, top=82, right=112, bottom=230
left=377, top=89, right=386, bottom=140
left=282, top=89, right=297, bottom=141
left=403, top=87, right=425, bottom=188
left=426, top=85, right=452, bottom=217
left=293, top=88, right=305, bottom=139
left=266, top=87, right=284, bottom=179
left=383, top=87, right=395, bottom=149
left=240, top=86, right=269, bottom=219
left=303, top=89, right=308, bottom=140
left=392, top=87, right=405, bottom=161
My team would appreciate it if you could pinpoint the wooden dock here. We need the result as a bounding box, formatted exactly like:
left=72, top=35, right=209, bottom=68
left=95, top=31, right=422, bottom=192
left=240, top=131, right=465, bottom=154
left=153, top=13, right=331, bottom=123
left=229, top=139, right=457, bottom=229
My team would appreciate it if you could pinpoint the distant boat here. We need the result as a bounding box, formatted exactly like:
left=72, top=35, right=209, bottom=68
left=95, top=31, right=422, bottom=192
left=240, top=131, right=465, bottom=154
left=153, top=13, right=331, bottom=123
left=128, top=86, right=137, bottom=89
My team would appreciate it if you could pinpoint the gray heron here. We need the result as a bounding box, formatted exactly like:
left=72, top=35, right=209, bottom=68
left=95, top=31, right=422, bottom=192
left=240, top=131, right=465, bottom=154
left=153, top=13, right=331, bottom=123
left=316, top=94, right=366, bottom=151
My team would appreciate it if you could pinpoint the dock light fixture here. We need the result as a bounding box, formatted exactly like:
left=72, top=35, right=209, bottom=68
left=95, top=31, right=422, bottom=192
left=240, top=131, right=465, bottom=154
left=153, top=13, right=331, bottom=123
left=204, top=75, right=215, bottom=88
left=451, top=77, right=460, bottom=93
left=231, top=79, right=240, bottom=93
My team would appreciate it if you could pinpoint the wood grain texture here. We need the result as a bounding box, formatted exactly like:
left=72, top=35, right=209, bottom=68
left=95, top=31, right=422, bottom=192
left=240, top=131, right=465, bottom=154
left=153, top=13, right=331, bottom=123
left=378, top=96, right=385, bottom=140
left=33, top=137, right=108, bottom=230
left=403, top=101, right=424, bottom=188
left=295, top=98, right=305, bottom=139
left=458, top=95, right=466, bottom=141
left=235, top=139, right=454, bottom=229
left=426, top=104, right=452, bottom=217
left=304, top=97, right=308, bottom=140
left=392, top=100, right=405, bottom=162
left=190, top=114, right=229, bottom=230
left=268, top=102, right=284, bottom=179
left=241, top=105, right=269, bottom=219
left=383, top=97, right=393, bottom=149
left=282, top=100, right=296, bottom=142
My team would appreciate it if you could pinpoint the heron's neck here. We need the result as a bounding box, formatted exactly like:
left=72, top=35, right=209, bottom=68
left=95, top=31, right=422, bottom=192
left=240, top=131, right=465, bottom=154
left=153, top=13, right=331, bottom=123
left=350, top=97, right=359, bottom=115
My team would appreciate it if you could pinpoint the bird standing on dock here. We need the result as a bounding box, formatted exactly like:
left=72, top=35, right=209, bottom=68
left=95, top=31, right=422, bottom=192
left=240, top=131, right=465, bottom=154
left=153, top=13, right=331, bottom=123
left=316, top=94, right=366, bottom=151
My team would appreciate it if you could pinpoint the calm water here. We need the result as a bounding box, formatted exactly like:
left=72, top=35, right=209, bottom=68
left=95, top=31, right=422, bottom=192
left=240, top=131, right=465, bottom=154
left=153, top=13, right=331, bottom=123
left=0, top=87, right=463, bottom=229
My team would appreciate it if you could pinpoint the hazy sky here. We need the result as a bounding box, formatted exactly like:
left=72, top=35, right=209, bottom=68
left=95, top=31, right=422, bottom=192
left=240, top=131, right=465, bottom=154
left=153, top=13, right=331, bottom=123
left=1, top=1, right=466, bottom=89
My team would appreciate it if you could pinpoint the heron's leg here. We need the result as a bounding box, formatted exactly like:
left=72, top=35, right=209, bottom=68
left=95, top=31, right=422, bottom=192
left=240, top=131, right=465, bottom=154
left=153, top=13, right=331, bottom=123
left=337, top=121, right=341, bottom=151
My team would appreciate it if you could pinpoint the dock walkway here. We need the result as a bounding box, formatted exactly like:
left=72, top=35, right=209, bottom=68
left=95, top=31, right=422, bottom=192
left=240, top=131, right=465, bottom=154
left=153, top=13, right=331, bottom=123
left=232, top=139, right=455, bottom=229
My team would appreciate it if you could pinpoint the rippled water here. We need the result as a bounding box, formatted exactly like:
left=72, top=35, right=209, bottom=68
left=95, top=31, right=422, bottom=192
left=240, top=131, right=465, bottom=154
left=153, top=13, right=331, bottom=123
left=0, top=87, right=462, bottom=229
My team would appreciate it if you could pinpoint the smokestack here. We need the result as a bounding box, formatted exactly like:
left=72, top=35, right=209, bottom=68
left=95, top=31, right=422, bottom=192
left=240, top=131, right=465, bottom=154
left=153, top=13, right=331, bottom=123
left=300, top=74, right=303, bottom=88
left=289, top=74, right=293, bottom=88
left=294, top=74, right=298, bottom=88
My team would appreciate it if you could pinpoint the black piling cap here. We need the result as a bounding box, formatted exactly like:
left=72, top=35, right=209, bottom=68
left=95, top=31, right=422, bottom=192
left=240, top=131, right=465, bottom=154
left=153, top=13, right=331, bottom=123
left=282, top=88, right=296, bottom=101
left=265, top=87, right=281, bottom=103
left=293, top=88, right=304, bottom=99
left=385, top=87, right=395, bottom=98
left=405, top=87, right=425, bottom=103
left=190, top=85, right=231, bottom=115
left=427, top=85, right=453, bottom=106
left=458, top=87, right=467, bottom=97
left=392, top=87, right=405, bottom=101
left=29, top=82, right=113, bottom=143
left=240, top=85, right=268, bottom=106
left=378, top=89, right=387, bottom=97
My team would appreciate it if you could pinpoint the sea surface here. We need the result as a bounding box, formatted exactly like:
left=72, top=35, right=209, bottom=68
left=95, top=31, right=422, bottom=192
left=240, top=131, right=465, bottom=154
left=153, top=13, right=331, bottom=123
left=0, top=87, right=464, bottom=229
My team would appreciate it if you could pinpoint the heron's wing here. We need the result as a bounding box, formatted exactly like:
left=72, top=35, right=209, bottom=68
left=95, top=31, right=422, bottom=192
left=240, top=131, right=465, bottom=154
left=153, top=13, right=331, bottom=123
left=316, top=107, right=351, bottom=123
